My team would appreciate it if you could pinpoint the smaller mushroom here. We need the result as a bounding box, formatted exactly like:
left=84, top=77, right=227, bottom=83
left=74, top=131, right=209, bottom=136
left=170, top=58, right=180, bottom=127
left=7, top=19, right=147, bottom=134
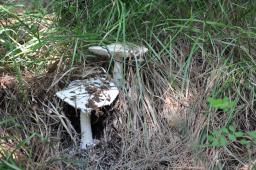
left=56, top=74, right=119, bottom=149
left=89, top=43, right=148, bottom=86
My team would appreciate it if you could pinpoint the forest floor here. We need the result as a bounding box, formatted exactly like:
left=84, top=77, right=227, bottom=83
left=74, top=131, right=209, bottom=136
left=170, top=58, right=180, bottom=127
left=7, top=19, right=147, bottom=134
left=1, top=1, right=256, bottom=169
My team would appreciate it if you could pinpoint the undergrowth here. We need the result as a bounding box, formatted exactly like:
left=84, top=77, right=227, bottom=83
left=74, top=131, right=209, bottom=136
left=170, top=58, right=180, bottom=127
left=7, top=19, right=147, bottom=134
left=1, top=0, right=256, bottom=169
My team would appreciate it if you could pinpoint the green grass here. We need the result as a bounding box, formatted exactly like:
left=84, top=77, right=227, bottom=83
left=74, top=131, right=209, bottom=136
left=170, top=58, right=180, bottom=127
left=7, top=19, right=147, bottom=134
left=1, top=0, right=256, bottom=169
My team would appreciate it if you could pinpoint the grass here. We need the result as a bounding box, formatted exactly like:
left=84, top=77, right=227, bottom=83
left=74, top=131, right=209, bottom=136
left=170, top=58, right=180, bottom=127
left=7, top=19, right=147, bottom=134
left=1, top=0, right=256, bottom=169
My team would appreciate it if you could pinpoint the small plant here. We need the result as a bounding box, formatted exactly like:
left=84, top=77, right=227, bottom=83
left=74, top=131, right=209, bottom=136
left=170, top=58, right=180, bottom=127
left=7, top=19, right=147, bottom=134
left=208, top=126, right=256, bottom=147
left=207, top=96, right=236, bottom=112
left=207, top=97, right=256, bottom=147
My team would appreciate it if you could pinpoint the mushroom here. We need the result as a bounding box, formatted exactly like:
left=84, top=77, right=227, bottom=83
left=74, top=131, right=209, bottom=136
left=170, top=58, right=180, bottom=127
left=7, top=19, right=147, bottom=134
left=56, top=74, right=119, bottom=149
left=88, top=43, right=148, bottom=86
left=55, top=43, right=147, bottom=149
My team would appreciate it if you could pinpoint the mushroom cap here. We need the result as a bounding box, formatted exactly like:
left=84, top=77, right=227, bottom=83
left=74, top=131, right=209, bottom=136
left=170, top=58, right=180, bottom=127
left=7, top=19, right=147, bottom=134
left=56, top=76, right=119, bottom=113
left=88, top=43, right=148, bottom=58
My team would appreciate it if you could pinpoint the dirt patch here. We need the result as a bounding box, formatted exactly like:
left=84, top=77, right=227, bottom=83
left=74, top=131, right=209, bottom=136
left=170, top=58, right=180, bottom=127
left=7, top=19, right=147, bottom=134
left=0, top=74, right=16, bottom=89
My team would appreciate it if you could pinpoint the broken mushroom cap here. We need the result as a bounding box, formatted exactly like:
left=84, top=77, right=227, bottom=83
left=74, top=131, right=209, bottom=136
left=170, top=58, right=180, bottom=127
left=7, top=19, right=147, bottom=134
left=56, top=75, right=119, bottom=149
left=88, top=43, right=148, bottom=60
left=56, top=75, right=119, bottom=112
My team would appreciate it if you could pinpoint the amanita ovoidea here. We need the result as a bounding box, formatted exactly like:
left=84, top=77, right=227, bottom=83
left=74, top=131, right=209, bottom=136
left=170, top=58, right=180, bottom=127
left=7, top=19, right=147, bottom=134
left=56, top=42, right=147, bottom=149
left=88, top=43, right=148, bottom=86
left=56, top=74, right=119, bottom=149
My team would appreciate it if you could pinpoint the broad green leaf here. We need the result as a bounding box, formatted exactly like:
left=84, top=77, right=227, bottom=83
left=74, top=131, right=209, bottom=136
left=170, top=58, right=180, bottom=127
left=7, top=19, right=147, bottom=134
left=208, top=135, right=214, bottom=142
left=212, top=140, right=219, bottom=147
left=228, top=134, right=236, bottom=142
left=207, top=97, right=236, bottom=110
left=220, top=127, right=228, bottom=134
left=219, top=136, right=227, bottom=146
left=248, top=131, right=256, bottom=139
left=228, top=126, right=235, bottom=133
left=212, top=130, right=220, bottom=137
left=240, top=140, right=250, bottom=145
left=235, top=131, right=244, bottom=138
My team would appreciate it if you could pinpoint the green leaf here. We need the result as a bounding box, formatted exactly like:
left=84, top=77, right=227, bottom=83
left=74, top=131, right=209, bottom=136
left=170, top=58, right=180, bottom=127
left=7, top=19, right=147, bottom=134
left=240, top=139, right=250, bottom=145
left=211, top=131, right=219, bottom=137
left=220, top=127, right=228, bottom=134
left=207, top=96, right=236, bottom=111
left=235, top=131, right=244, bottom=138
left=228, top=126, right=235, bottom=133
left=208, top=135, right=214, bottom=142
left=219, top=136, right=227, bottom=146
left=228, top=134, right=236, bottom=142
left=212, top=140, right=219, bottom=147
left=248, top=131, right=256, bottom=139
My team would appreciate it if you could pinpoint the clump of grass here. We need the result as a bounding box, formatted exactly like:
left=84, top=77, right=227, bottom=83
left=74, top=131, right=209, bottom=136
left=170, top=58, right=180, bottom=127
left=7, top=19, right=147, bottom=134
left=1, top=0, right=256, bottom=169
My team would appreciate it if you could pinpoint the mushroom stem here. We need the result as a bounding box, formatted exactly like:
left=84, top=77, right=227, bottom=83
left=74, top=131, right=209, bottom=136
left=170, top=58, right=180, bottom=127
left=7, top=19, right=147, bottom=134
left=80, top=112, right=93, bottom=149
left=113, top=61, right=123, bottom=87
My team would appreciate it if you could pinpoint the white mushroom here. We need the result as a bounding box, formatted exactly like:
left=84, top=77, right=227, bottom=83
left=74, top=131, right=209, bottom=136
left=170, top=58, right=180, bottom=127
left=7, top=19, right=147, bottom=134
left=56, top=75, right=119, bottom=149
left=88, top=43, right=148, bottom=86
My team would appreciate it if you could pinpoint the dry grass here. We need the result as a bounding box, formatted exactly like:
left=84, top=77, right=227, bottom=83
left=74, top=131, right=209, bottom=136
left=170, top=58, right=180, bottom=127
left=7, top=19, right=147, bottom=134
left=1, top=43, right=206, bottom=169
left=1, top=1, right=256, bottom=169
left=1, top=38, right=255, bottom=169
left=0, top=50, right=205, bottom=169
left=1, top=38, right=256, bottom=169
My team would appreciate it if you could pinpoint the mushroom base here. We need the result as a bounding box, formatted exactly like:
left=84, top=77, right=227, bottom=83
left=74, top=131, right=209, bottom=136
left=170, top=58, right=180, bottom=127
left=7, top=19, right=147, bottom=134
left=80, top=112, right=94, bottom=149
